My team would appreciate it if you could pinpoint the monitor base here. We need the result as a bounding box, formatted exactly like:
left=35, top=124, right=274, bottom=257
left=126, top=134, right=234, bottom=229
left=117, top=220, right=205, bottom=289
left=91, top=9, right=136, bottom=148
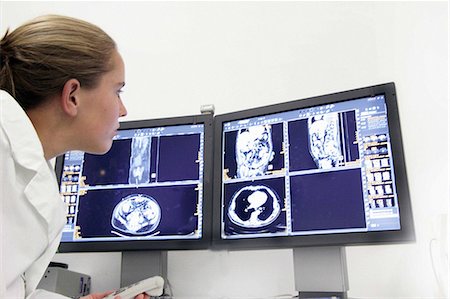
left=120, top=251, right=168, bottom=287
left=293, top=246, right=349, bottom=297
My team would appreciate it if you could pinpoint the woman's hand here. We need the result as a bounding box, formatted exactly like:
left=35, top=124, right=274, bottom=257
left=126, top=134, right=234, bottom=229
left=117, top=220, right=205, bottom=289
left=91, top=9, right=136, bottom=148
left=80, top=291, right=114, bottom=299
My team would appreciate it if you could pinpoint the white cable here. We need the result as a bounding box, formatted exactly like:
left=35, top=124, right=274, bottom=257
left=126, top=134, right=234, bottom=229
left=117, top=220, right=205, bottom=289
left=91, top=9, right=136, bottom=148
left=429, top=238, right=447, bottom=297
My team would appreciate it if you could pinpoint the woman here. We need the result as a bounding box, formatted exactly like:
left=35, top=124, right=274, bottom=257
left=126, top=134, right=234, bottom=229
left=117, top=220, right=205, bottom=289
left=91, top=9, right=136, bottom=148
left=0, top=15, right=148, bottom=299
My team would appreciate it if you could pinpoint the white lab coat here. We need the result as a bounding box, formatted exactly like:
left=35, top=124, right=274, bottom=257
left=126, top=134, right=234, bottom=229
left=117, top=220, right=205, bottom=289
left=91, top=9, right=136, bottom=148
left=0, top=90, right=69, bottom=299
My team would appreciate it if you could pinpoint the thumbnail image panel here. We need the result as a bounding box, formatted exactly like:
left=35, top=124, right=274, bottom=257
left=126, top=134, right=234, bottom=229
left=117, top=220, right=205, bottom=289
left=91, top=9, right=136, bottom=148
left=156, top=134, right=200, bottom=182
left=223, top=177, right=286, bottom=236
left=290, top=168, right=366, bottom=232
left=288, top=111, right=359, bottom=171
left=76, top=185, right=199, bottom=239
left=223, top=123, right=284, bottom=180
left=83, top=139, right=132, bottom=186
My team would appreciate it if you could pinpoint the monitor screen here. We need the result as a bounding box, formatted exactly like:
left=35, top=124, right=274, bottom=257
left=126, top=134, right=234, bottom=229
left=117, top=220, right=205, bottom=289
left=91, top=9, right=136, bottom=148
left=213, top=82, right=414, bottom=249
left=55, top=114, right=213, bottom=252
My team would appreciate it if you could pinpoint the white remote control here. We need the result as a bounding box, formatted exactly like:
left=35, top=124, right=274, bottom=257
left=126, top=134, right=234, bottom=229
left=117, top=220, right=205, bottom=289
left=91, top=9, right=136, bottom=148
left=104, top=276, right=164, bottom=299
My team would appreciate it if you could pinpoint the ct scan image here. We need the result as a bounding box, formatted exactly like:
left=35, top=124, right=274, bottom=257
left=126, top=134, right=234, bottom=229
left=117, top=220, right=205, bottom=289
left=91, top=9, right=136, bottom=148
left=111, top=193, right=161, bottom=235
left=223, top=177, right=286, bottom=236
left=82, top=133, right=201, bottom=186
left=128, top=137, right=151, bottom=185
left=288, top=111, right=359, bottom=172
left=308, top=113, right=342, bottom=169
left=75, top=185, right=200, bottom=239
left=223, top=123, right=284, bottom=180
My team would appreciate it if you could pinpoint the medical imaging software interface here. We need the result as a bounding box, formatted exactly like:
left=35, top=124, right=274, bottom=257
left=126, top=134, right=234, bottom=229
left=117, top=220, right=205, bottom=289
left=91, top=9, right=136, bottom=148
left=220, top=95, right=401, bottom=239
left=59, top=123, right=206, bottom=242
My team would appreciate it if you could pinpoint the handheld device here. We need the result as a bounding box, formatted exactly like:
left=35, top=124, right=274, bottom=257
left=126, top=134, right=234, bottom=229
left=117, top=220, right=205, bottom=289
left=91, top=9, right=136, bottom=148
left=104, top=276, right=164, bottom=299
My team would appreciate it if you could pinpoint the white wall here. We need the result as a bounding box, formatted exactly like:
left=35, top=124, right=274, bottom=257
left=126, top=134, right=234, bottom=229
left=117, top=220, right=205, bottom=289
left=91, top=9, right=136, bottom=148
left=2, top=1, right=448, bottom=298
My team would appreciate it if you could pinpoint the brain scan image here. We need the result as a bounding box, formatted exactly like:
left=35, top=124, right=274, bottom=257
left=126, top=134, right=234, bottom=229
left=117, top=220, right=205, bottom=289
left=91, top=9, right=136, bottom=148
left=111, top=194, right=161, bottom=235
left=228, top=185, right=281, bottom=229
left=308, top=113, right=343, bottom=169
left=129, top=137, right=151, bottom=184
left=235, top=125, right=274, bottom=178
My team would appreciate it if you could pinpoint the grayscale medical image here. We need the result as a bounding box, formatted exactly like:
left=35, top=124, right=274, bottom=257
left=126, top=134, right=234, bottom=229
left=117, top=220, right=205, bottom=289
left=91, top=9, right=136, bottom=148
left=111, top=194, right=161, bottom=235
left=76, top=185, right=199, bottom=238
left=235, top=125, right=275, bottom=178
left=223, top=123, right=284, bottom=180
left=129, top=136, right=151, bottom=184
left=228, top=184, right=282, bottom=229
left=223, top=177, right=286, bottom=236
left=308, top=113, right=342, bottom=169
left=288, top=110, right=358, bottom=172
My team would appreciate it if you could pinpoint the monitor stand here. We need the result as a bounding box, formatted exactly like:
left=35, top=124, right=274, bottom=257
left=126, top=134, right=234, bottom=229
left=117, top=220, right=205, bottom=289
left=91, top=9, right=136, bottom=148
left=293, top=246, right=349, bottom=299
left=120, top=251, right=168, bottom=287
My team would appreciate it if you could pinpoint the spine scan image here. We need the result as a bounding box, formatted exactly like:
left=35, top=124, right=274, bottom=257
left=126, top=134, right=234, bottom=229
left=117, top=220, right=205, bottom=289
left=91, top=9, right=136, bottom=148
left=129, top=136, right=151, bottom=184
left=236, top=125, right=274, bottom=178
left=111, top=194, right=161, bottom=235
left=308, top=113, right=343, bottom=169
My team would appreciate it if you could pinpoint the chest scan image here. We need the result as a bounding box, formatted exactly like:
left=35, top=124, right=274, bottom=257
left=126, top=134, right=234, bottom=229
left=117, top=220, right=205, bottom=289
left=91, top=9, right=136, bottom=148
left=228, top=185, right=281, bottom=229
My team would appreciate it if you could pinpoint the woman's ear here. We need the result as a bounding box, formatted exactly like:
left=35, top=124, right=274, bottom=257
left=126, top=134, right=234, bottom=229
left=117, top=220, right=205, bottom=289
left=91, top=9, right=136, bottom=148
left=60, top=79, right=81, bottom=116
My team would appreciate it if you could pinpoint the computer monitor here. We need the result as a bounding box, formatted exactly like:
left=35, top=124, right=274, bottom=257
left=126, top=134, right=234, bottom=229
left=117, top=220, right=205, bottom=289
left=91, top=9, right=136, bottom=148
left=55, top=113, right=213, bottom=286
left=212, top=82, right=414, bottom=295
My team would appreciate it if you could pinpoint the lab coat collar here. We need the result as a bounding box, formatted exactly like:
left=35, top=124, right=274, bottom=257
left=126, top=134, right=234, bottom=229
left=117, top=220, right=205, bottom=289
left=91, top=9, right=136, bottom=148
left=23, top=161, right=65, bottom=239
left=0, top=90, right=65, bottom=239
left=0, top=90, right=46, bottom=173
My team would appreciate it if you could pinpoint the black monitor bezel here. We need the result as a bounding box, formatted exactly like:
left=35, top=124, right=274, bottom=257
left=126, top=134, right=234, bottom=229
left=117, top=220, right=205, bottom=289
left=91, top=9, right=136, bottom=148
left=212, top=82, right=415, bottom=250
left=55, top=113, right=214, bottom=253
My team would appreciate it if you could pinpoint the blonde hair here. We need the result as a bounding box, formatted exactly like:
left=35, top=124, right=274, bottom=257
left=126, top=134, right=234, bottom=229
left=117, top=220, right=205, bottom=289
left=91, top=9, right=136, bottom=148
left=0, top=14, right=117, bottom=110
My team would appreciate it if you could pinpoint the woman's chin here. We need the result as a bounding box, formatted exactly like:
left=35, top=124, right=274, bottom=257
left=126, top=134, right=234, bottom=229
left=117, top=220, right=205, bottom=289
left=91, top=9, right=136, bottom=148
left=85, top=142, right=113, bottom=155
